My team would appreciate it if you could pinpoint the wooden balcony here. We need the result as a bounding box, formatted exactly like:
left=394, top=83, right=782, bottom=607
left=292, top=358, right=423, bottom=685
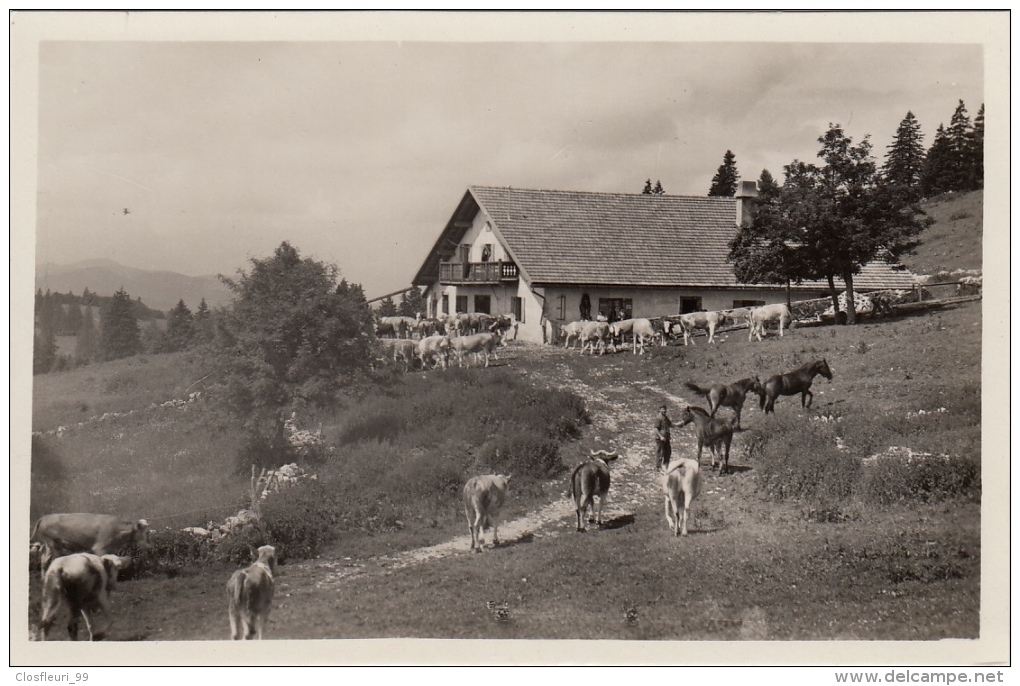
left=438, top=260, right=519, bottom=285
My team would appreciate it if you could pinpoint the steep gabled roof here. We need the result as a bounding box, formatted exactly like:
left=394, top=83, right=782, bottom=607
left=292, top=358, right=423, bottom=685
left=413, top=185, right=918, bottom=291
left=471, top=185, right=741, bottom=287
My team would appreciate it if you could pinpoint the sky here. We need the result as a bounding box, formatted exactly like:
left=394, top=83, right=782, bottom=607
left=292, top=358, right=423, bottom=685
left=28, top=14, right=990, bottom=301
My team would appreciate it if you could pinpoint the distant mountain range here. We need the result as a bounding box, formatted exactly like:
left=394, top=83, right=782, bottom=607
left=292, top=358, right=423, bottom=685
left=35, top=258, right=234, bottom=313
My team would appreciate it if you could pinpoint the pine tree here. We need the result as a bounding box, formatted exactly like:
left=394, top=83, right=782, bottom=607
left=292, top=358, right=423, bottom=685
left=99, top=288, right=142, bottom=361
left=194, top=297, right=214, bottom=344
left=946, top=100, right=973, bottom=191
left=75, top=306, right=98, bottom=363
left=653, top=180, right=665, bottom=195
left=642, top=179, right=653, bottom=195
left=398, top=285, right=425, bottom=318
left=708, top=150, right=740, bottom=197
left=757, top=169, right=781, bottom=203
left=63, top=302, right=83, bottom=336
left=158, top=300, right=196, bottom=353
left=882, top=111, right=926, bottom=198
left=920, top=124, right=955, bottom=197
left=377, top=296, right=398, bottom=317
left=964, top=103, right=984, bottom=190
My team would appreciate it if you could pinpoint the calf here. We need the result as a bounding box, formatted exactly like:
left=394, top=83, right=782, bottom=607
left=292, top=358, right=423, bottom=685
left=31, top=513, right=150, bottom=577
left=226, top=545, right=278, bottom=640
left=678, top=311, right=728, bottom=346
left=661, top=458, right=702, bottom=537
left=560, top=321, right=586, bottom=350
left=570, top=450, right=618, bottom=531
left=39, top=553, right=130, bottom=641
left=463, top=474, right=511, bottom=552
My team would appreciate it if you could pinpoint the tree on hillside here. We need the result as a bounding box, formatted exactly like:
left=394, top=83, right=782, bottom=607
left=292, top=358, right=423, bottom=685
left=99, top=288, right=142, bottom=361
left=964, top=103, right=984, bottom=191
left=730, top=124, right=931, bottom=324
left=377, top=296, right=398, bottom=317
left=62, top=302, right=83, bottom=336
left=708, top=150, right=740, bottom=197
left=74, top=306, right=98, bottom=363
left=757, top=169, right=781, bottom=203
left=652, top=180, right=665, bottom=195
left=157, top=300, right=196, bottom=353
left=919, top=124, right=955, bottom=198
left=194, top=297, right=214, bottom=344
left=399, top=285, right=425, bottom=318
left=214, top=241, right=376, bottom=428
left=882, top=111, right=926, bottom=199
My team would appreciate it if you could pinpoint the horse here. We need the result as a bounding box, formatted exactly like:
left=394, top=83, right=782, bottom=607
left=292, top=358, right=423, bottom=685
left=683, top=376, right=764, bottom=430
left=677, top=405, right=735, bottom=475
left=761, top=359, right=833, bottom=414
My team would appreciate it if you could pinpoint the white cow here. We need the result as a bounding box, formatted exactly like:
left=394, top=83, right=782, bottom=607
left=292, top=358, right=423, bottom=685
left=463, top=474, right=511, bottom=552
left=579, top=321, right=613, bottom=355
left=747, top=303, right=794, bottom=341
left=39, top=553, right=130, bottom=641
left=677, top=311, right=728, bottom=345
left=450, top=332, right=502, bottom=367
left=630, top=318, right=663, bottom=354
left=560, top=321, right=586, bottom=350
left=417, top=335, right=451, bottom=370
left=661, top=457, right=702, bottom=537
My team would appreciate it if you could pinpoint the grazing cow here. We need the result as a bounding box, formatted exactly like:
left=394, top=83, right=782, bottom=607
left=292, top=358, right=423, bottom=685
left=387, top=338, right=418, bottom=372
left=443, top=314, right=462, bottom=337
left=579, top=320, right=612, bottom=355
left=39, top=553, right=130, bottom=641
left=570, top=450, right=618, bottom=531
left=415, top=317, right=442, bottom=338
left=631, top=318, right=663, bottom=354
left=677, top=405, right=735, bottom=474
left=762, top=359, right=833, bottom=414
left=227, top=545, right=277, bottom=640
left=661, top=458, right=702, bottom=537
left=560, top=320, right=586, bottom=350
left=684, top=376, right=764, bottom=429
left=417, top=334, right=451, bottom=370
left=678, top=311, right=728, bottom=346
left=747, top=304, right=794, bottom=342
left=463, top=474, right=511, bottom=552
left=450, top=332, right=502, bottom=367
left=609, top=318, right=637, bottom=348
left=31, top=513, right=150, bottom=577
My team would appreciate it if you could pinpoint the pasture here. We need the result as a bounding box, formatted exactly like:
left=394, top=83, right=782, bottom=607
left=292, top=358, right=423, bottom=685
left=25, top=299, right=984, bottom=645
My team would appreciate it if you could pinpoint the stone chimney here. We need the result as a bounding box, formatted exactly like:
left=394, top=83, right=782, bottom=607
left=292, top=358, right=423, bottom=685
left=734, top=180, right=759, bottom=226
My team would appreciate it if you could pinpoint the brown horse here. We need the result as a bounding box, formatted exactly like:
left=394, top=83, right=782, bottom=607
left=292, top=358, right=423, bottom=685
left=677, top=405, right=734, bottom=475
left=761, top=359, right=833, bottom=414
left=684, top=376, right=764, bottom=430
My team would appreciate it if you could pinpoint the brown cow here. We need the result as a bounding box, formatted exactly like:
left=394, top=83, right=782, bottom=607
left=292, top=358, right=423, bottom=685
left=227, top=545, right=278, bottom=640
left=570, top=450, right=618, bottom=531
left=31, top=513, right=150, bottom=577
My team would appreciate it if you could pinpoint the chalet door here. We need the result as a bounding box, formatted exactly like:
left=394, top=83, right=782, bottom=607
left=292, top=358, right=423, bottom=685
left=458, top=244, right=470, bottom=278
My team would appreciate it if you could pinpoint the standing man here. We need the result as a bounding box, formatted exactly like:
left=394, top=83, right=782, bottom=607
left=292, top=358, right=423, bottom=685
left=654, top=404, right=673, bottom=470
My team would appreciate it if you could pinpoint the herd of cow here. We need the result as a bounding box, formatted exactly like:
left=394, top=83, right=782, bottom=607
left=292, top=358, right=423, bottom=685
left=376, top=313, right=514, bottom=371
left=559, top=303, right=795, bottom=355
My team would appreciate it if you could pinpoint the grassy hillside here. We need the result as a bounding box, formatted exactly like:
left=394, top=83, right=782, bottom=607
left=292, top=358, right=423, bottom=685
left=901, top=190, right=983, bottom=276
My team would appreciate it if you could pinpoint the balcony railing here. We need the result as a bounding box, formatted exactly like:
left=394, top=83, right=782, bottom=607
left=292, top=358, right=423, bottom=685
left=438, top=260, right=519, bottom=284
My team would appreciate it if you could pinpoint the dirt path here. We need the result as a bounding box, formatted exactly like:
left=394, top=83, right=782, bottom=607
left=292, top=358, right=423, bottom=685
left=305, top=346, right=742, bottom=590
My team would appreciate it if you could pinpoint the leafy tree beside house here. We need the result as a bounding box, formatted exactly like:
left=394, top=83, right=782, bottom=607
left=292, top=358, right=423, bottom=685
left=708, top=150, right=740, bottom=197
left=99, top=288, right=143, bottom=361
left=730, top=124, right=930, bottom=324
left=214, top=241, right=376, bottom=446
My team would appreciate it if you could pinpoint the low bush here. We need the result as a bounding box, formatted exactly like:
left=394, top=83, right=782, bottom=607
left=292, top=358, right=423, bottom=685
left=753, top=415, right=860, bottom=502
left=859, top=453, right=980, bottom=505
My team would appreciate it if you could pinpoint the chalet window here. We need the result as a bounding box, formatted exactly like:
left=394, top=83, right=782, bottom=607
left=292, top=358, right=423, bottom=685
left=481, top=244, right=493, bottom=262
left=474, top=295, right=491, bottom=314
left=511, top=296, right=524, bottom=323
left=679, top=297, right=702, bottom=314
left=599, top=298, right=632, bottom=322
left=733, top=299, right=766, bottom=308
left=558, top=295, right=566, bottom=320
left=455, top=295, right=467, bottom=314
left=442, top=295, right=449, bottom=316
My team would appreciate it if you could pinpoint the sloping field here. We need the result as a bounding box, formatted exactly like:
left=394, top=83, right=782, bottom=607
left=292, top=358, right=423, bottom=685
left=24, top=298, right=990, bottom=657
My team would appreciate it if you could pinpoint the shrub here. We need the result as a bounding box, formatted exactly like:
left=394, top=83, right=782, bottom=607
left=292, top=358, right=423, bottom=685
left=486, top=428, right=564, bottom=478
left=125, top=527, right=215, bottom=579
left=753, top=415, right=860, bottom=502
left=859, top=453, right=980, bottom=505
